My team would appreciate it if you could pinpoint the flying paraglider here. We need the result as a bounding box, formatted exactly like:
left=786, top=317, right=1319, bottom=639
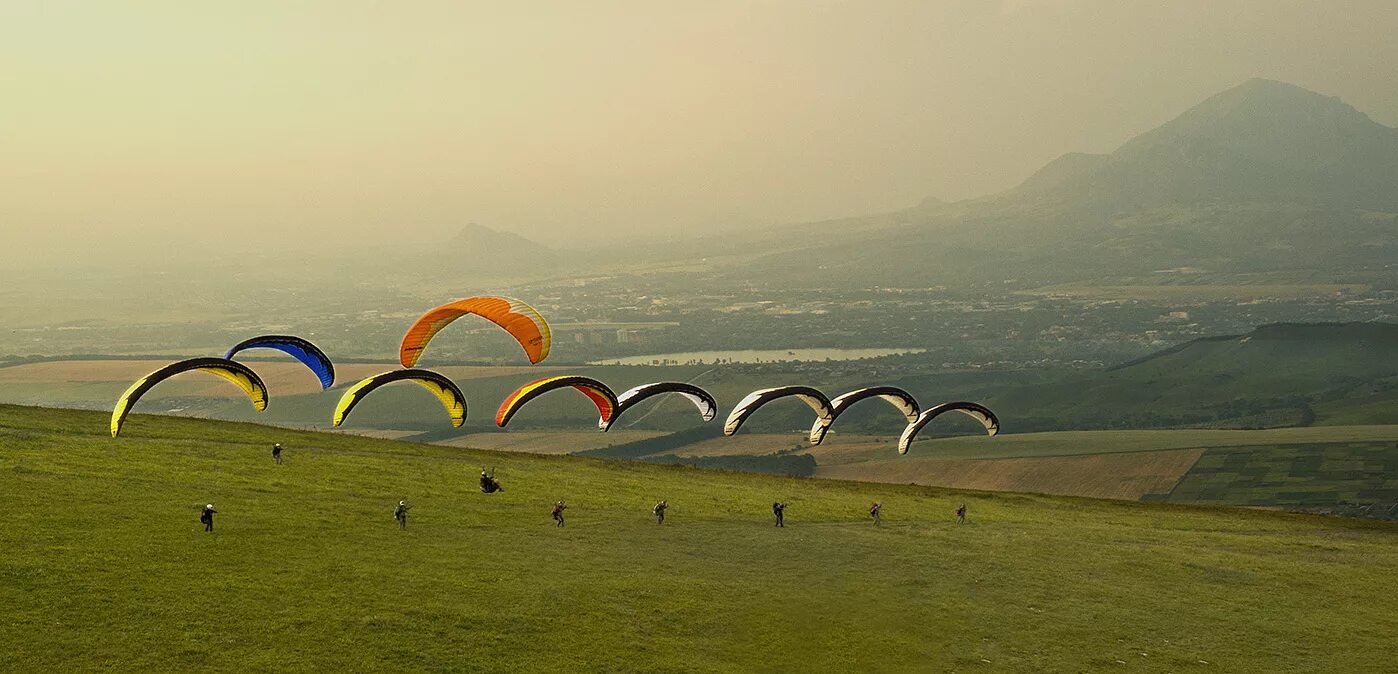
left=809, top=386, right=919, bottom=445
left=333, top=369, right=468, bottom=428
left=496, top=376, right=618, bottom=428
left=723, top=386, right=834, bottom=439
left=224, top=334, right=335, bottom=389
left=602, top=382, right=717, bottom=431
left=400, top=296, right=551, bottom=367
left=111, top=357, right=268, bottom=438
left=897, top=401, right=999, bottom=454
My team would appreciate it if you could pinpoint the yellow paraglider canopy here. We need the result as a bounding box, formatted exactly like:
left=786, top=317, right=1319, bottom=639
left=333, top=369, right=467, bottom=428
left=111, top=357, right=268, bottom=438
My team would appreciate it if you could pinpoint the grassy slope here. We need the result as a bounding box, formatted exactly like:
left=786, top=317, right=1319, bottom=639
left=2, top=405, right=1396, bottom=672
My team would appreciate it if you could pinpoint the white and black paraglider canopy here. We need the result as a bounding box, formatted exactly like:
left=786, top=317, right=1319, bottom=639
left=724, top=386, right=834, bottom=439
left=898, top=401, right=999, bottom=454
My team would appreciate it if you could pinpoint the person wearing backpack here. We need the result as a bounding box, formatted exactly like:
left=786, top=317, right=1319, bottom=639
left=394, top=500, right=411, bottom=529
left=200, top=504, right=218, bottom=532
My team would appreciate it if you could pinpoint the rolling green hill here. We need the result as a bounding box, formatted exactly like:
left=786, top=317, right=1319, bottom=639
left=888, top=322, right=1398, bottom=433
left=2, top=403, right=1396, bottom=672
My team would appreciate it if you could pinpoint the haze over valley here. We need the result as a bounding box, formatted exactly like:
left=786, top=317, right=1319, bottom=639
left=4, top=5, right=1397, bottom=670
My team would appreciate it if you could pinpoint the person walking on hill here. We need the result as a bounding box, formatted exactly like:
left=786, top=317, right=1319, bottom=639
left=955, top=503, right=967, bottom=525
left=653, top=500, right=668, bottom=525
left=772, top=501, right=787, bottom=528
left=272, top=443, right=283, bottom=465
left=200, top=504, right=218, bottom=532
left=394, top=500, right=411, bottom=530
left=551, top=500, right=567, bottom=527
left=869, top=502, right=881, bottom=526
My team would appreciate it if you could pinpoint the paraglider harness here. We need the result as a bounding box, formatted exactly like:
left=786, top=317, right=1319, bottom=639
left=551, top=501, right=567, bottom=526
left=479, top=468, right=503, bottom=494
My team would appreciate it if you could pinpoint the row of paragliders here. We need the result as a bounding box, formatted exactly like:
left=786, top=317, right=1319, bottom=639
left=110, top=296, right=999, bottom=453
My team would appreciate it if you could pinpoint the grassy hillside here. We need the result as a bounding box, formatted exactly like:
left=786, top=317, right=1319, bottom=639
left=2, top=404, right=1396, bottom=672
left=896, top=323, right=1398, bottom=432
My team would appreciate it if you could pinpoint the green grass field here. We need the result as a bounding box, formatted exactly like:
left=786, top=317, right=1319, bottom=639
left=2, top=404, right=1396, bottom=672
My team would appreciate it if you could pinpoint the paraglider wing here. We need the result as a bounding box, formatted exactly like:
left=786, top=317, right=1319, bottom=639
left=224, top=334, right=335, bottom=389
left=603, top=381, right=718, bottom=431
left=897, top=401, right=999, bottom=454
left=809, top=386, right=920, bottom=445
left=333, top=369, right=467, bottom=428
left=111, top=357, right=268, bottom=438
left=400, top=296, right=551, bottom=367
left=496, top=375, right=618, bottom=428
left=723, top=386, right=833, bottom=439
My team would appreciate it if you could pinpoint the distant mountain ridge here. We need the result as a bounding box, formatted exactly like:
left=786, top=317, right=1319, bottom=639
left=447, top=223, right=555, bottom=259
left=713, top=79, right=1398, bottom=286
left=1019, top=79, right=1398, bottom=211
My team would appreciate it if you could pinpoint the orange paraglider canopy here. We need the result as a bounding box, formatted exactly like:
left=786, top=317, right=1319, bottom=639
left=495, top=376, right=617, bottom=428
left=400, top=296, right=551, bottom=367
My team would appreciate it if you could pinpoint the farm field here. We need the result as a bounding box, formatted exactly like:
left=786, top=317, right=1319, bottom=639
left=816, top=448, right=1207, bottom=501
left=1160, top=442, right=1398, bottom=508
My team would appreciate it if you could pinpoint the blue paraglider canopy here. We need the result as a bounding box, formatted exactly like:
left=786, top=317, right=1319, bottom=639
left=225, top=335, right=335, bottom=390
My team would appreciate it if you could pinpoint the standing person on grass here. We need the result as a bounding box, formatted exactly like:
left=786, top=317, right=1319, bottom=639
left=772, top=501, right=787, bottom=528
left=394, top=500, right=411, bottom=529
left=200, top=504, right=218, bottom=533
left=956, top=503, right=967, bottom=525
left=869, top=502, right=882, bottom=526
left=653, top=500, right=668, bottom=525
left=551, top=500, right=567, bottom=527
left=272, top=443, right=283, bottom=464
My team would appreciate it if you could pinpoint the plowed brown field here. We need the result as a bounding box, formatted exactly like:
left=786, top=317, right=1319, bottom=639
left=815, top=448, right=1205, bottom=501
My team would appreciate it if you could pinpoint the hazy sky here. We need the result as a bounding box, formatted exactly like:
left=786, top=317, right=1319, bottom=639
left=4, top=1, right=1398, bottom=266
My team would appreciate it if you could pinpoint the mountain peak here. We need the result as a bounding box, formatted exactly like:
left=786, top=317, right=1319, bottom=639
left=1227, top=77, right=1338, bottom=100
left=1123, top=78, right=1376, bottom=150
left=1012, top=79, right=1398, bottom=211
left=449, top=223, right=553, bottom=253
